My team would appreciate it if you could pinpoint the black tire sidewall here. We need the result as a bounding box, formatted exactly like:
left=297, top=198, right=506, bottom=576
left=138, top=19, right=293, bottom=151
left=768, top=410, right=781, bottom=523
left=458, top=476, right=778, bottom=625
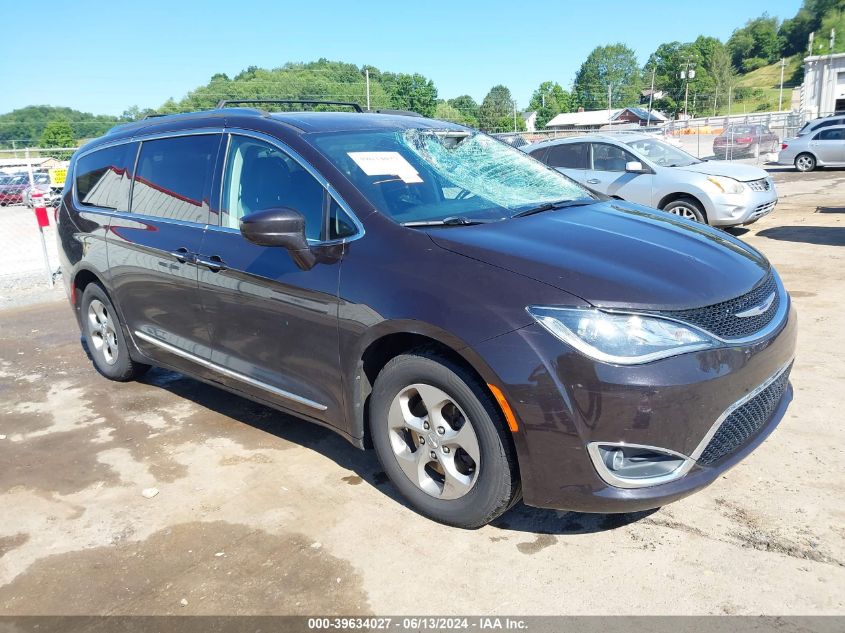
left=81, top=283, right=136, bottom=381
left=664, top=198, right=706, bottom=224
left=370, top=354, right=517, bottom=528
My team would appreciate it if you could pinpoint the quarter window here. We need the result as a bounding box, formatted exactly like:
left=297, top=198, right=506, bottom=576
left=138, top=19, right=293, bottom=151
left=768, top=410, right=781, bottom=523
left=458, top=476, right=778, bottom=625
left=75, top=143, right=137, bottom=210
left=328, top=197, right=357, bottom=240
left=131, top=135, right=219, bottom=223
left=221, top=135, right=325, bottom=240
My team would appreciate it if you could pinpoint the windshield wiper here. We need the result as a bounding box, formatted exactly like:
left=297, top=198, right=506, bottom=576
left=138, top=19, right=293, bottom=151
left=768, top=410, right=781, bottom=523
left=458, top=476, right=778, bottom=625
left=512, top=198, right=595, bottom=218
left=402, top=216, right=500, bottom=227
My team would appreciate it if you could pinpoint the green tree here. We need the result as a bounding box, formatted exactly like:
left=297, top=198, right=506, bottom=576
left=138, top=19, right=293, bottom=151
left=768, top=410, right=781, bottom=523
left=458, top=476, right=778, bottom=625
left=435, top=101, right=477, bottom=127
left=380, top=72, right=438, bottom=116
left=528, top=81, right=572, bottom=129
left=39, top=118, right=75, bottom=148
left=727, top=14, right=781, bottom=67
left=477, top=85, right=522, bottom=132
left=573, top=43, right=641, bottom=110
left=447, top=95, right=479, bottom=127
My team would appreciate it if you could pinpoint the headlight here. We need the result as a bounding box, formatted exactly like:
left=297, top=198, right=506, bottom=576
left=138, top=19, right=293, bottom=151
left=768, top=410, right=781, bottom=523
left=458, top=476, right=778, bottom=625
left=707, top=176, right=745, bottom=194
left=526, top=306, right=718, bottom=364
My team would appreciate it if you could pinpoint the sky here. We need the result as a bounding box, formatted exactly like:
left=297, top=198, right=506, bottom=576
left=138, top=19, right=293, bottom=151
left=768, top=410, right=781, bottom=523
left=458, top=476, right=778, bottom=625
left=0, top=0, right=802, bottom=117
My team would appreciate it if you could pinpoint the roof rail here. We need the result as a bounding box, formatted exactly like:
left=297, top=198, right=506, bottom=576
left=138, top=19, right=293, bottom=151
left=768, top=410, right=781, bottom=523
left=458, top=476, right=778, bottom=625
left=215, top=99, right=363, bottom=113
left=371, top=108, right=424, bottom=117
left=142, top=113, right=167, bottom=119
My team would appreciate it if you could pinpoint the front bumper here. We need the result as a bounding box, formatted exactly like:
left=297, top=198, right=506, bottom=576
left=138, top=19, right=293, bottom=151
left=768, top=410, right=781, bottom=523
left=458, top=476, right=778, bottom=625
left=708, top=186, right=778, bottom=226
left=471, top=301, right=797, bottom=513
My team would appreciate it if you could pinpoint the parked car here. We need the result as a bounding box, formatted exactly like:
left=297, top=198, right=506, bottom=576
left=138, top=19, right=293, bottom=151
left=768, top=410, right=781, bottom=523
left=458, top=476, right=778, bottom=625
left=777, top=124, right=845, bottom=172
left=58, top=104, right=795, bottom=528
left=795, top=113, right=845, bottom=137
left=0, top=172, right=30, bottom=206
left=22, top=172, right=62, bottom=207
left=522, top=133, right=778, bottom=226
left=713, top=124, right=779, bottom=159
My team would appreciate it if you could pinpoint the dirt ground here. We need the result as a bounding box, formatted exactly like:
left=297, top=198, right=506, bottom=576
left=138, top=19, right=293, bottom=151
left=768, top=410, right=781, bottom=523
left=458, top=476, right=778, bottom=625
left=0, top=168, right=843, bottom=616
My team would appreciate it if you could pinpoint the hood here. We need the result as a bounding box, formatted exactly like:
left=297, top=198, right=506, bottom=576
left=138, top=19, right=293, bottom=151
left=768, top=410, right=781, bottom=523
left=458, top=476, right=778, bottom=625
left=428, top=201, right=769, bottom=311
left=673, top=160, right=768, bottom=182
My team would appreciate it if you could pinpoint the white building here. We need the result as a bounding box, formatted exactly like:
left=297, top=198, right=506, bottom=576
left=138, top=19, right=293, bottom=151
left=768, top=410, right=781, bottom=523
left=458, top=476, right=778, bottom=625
left=801, top=51, right=845, bottom=118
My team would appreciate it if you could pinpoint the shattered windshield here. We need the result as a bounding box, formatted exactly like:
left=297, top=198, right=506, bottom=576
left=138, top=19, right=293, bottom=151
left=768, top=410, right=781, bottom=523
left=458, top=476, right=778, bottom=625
left=625, top=138, right=701, bottom=167
left=312, top=128, right=590, bottom=224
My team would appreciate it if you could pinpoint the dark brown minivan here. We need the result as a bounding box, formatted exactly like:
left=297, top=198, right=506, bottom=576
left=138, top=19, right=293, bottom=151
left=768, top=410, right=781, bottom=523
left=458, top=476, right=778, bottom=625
left=57, top=102, right=796, bottom=528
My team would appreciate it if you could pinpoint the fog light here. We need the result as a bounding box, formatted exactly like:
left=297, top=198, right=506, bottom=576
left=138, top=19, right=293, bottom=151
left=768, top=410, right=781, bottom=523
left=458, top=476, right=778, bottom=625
left=588, top=442, right=692, bottom=489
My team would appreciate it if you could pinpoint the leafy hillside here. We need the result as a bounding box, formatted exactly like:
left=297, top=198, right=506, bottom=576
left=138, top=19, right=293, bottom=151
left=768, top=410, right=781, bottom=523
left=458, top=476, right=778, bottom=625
left=0, top=105, right=122, bottom=148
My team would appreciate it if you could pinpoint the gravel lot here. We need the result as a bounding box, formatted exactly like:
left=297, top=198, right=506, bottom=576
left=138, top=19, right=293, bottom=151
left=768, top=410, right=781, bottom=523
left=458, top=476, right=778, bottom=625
left=0, top=167, right=843, bottom=616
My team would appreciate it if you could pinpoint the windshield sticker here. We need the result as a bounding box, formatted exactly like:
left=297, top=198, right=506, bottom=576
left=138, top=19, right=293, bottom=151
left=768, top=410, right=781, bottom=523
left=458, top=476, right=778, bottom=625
left=347, top=151, right=423, bottom=184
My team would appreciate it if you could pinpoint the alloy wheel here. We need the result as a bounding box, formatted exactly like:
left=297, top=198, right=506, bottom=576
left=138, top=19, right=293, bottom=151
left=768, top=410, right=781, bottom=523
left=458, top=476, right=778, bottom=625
left=667, top=205, right=699, bottom=221
left=795, top=155, right=814, bottom=172
left=87, top=299, right=118, bottom=365
left=386, top=383, right=480, bottom=500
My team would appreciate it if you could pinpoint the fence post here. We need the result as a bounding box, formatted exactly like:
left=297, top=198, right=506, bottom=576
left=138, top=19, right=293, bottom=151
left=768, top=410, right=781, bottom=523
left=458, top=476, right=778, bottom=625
left=25, top=148, right=54, bottom=288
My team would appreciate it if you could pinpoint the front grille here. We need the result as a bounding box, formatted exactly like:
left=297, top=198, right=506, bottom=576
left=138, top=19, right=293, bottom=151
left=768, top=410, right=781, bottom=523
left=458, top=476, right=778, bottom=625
left=657, top=272, right=780, bottom=339
left=747, top=178, right=772, bottom=191
left=697, top=363, right=792, bottom=465
left=751, top=201, right=777, bottom=220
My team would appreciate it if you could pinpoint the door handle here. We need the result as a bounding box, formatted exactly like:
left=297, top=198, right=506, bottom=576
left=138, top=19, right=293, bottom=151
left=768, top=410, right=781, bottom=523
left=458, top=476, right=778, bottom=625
left=195, top=255, right=227, bottom=272
left=170, top=247, right=194, bottom=264
left=586, top=178, right=601, bottom=184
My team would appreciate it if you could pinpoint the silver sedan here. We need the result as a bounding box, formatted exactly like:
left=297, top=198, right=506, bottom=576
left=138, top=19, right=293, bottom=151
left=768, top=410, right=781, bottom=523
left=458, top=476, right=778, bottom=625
left=777, top=125, right=845, bottom=172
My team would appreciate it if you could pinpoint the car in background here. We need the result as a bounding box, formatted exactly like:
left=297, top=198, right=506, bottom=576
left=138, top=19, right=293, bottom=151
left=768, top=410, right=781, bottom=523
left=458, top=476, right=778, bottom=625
left=523, top=133, right=778, bottom=226
left=796, top=113, right=845, bottom=137
left=777, top=124, right=845, bottom=172
left=22, top=172, right=62, bottom=207
left=0, top=172, right=30, bottom=206
left=713, top=124, right=779, bottom=159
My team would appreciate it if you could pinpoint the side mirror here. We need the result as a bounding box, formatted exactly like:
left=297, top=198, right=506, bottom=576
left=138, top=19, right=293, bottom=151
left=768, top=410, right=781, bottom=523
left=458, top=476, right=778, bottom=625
left=239, top=207, right=316, bottom=270
left=625, top=161, right=645, bottom=173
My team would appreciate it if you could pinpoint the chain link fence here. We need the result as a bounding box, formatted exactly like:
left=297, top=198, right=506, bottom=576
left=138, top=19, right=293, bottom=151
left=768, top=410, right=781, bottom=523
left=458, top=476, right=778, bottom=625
left=0, top=147, right=72, bottom=296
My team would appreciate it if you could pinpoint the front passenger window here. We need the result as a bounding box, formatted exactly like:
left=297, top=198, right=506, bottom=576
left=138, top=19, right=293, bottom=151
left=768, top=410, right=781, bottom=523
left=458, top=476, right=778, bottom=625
left=591, top=144, right=635, bottom=172
left=221, top=135, right=324, bottom=240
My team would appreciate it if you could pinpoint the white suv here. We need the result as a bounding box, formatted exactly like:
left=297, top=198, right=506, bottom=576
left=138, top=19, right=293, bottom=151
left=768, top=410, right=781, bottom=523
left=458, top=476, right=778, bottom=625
left=523, top=133, right=778, bottom=227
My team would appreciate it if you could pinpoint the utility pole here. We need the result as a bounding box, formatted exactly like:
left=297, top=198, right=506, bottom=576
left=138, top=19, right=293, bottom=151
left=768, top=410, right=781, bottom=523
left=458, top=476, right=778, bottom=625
left=778, top=57, right=785, bottom=111
left=680, top=58, right=695, bottom=119
left=607, top=84, right=612, bottom=126
left=713, top=85, right=719, bottom=117
left=365, top=69, right=371, bottom=111
left=647, top=66, right=656, bottom=124
left=513, top=100, right=517, bottom=132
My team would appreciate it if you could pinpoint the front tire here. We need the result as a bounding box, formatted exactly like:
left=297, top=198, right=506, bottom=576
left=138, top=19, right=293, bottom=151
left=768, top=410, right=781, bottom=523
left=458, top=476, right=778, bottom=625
left=662, top=197, right=707, bottom=224
left=81, top=283, right=149, bottom=381
left=370, top=351, right=520, bottom=528
left=795, top=153, right=816, bottom=172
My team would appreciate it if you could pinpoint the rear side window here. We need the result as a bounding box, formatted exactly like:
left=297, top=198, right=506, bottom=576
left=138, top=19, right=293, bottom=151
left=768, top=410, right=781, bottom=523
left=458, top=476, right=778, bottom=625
left=75, top=143, right=137, bottom=210
left=528, top=147, right=548, bottom=161
left=131, top=135, right=219, bottom=223
left=546, top=143, right=588, bottom=169
left=817, top=128, right=845, bottom=141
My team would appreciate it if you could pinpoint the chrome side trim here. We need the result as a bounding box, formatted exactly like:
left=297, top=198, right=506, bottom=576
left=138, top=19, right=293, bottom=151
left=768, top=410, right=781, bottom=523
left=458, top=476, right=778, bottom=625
left=588, top=359, right=793, bottom=489
left=133, top=330, right=327, bottom=412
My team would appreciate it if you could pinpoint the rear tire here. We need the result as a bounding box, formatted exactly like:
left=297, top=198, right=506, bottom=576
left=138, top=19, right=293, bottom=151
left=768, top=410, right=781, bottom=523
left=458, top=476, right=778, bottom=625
left=795, top=153, right=816, bottom=172
left=80, top=283, right=149, bottom=382
left=370, top=351, right=520, bottom=528
left=662, top=197, right=707, bottom=224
